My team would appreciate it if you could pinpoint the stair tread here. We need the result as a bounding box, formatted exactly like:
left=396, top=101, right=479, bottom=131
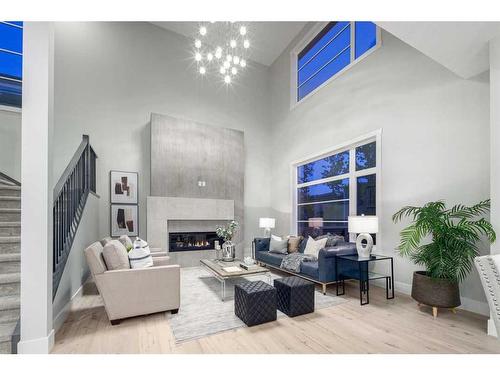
left=0, top=223, right=21, bottom=227
left=0, top=295, right=20, bottom=310
left=0, top=273, right=20, bottom=284
left=0, top=253, right=20, bottom=262
left=0, top=195, right=21, bottom=202
left=0, top=236, right=20, bottom=243
left=0, top=186, right=20, bottom=191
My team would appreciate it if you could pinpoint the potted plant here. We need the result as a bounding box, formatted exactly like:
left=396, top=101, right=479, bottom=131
left=392, top=200, right=495, bottom=317
left=216, top=220, right=239, bottom=262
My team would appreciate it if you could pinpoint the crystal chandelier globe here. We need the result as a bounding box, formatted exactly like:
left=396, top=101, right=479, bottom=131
left=192, top=22, right=250, bottom=85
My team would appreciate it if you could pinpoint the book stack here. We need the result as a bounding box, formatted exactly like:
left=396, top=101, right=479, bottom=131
left=239, top=262, right=260, bottom=271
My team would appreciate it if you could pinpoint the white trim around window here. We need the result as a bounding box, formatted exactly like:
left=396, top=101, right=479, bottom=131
left=289, top=129, right=383, bottom=251
left=289, top=22, right=382, bottom=110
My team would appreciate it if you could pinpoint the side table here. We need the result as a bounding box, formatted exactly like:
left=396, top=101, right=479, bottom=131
left=335, top=254, right=394, bottom=305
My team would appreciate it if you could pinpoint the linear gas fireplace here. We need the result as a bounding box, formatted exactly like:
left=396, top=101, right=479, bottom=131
left=169, top=231, right=223, bottom=252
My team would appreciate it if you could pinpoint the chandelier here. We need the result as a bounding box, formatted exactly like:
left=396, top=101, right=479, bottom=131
left=192, top=22, right=250, bottom=85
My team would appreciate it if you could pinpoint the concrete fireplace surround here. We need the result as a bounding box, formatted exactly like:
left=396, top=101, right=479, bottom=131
left=147, top=196, right=234, bottom=266
left=148, top=113, right=244, bottom=267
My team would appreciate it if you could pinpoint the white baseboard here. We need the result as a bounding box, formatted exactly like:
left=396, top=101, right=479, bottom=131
left=17, top=329, right=54, bottom=354
left=370, top=279, right=490, bottom=316
left=488, top=319, right=498, bottom=337
left=53, top=281, right=86, bottom=333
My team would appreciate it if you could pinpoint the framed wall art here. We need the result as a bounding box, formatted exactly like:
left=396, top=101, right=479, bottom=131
left=110, top=171, right=138, bottom=204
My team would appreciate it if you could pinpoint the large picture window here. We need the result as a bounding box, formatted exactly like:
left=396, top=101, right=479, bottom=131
left=292, top=21, right=379, bottom=104
left=0, top=21, right=23, bottom=108
left=294, top=134, right=379, bottom=242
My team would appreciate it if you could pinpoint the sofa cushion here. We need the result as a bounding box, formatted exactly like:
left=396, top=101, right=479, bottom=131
left=287, top=236, right=303, bottom=253
left=129, top=238, right=153, bottom=269
left=316, top=233, right=345, bottom=247
left=254, top=237, right=271, bottom=252
left=269, top=237, right=288, bottom=254
left=99, top=236, right=113, bottom=247
left=84, top=241, right=106, bottom=275
left=304, top=236, right=328, bottom=258
left=118, top=235, right=134, bottom=251
left=256, top=251, right=286, bottom=268
left=298, top=237, right=307, bottom=253
left=299, top=261, right=319, bottom=280
left=102, top=240, right=130, bottom=270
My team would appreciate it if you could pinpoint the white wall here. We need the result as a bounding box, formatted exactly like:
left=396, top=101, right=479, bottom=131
left=0, top=110, right=21, bottom=181
left=52, top=22, right=272, bottom=248
left=53, top=193, right=100, bottom=331
left=268, top=28, right=491, bottom=314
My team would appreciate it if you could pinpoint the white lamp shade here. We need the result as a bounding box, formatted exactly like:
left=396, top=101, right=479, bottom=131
left=348, top=215, right=378, bottom=234
left=259, top=217, right=275, bottom=229
left=308, top=217, right=324, bottom=228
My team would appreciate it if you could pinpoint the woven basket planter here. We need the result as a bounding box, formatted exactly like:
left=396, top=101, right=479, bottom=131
left=411, top=271, right=461, bottom=308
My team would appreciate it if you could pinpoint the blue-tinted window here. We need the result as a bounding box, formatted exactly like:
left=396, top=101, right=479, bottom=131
left=298, top=201, right=349, bottom=221
left=357, top=174, right=376, bottom=215
left=297, top=151, right=349, bottom=184
left=355, top=22, right=377, bottom=59
left=298, top=178, right=349, bottom=204
left=356, top=141, right=376, bottom=171
left=0, top=21, right=23, bottom=108
left=296, top=21, right=377, bottom=102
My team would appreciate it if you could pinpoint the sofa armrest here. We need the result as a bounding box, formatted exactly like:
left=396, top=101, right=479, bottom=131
left=150, top=247, right=168, bottom=257
left=317, top=243, right=357, bottom=282
left=95, top=264, right=180, bottom=320
left=319, top=243, right=357, bottom=259
left=253, top=237, right=270, bottom=252
left=152, top=256, right=171, bottom=266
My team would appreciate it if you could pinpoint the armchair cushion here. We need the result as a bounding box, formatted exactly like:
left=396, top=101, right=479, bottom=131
left=102, top=240, right=130, bottom=270
left=84, top=241, right=106, bottom=275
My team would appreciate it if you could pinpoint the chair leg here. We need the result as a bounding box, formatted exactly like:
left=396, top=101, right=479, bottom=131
left=171, top=308, right=179, bottom=314
left=110, top=319, right=121, bottom=326
left=432, top=307, right=438, bottom=318
left=322, top=284, right=327, bottom=295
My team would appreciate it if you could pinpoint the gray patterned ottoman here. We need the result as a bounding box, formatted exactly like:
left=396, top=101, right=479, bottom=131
left=234, top=280, right=277, bottom=326
left=274, top=276, right=315, bottom=317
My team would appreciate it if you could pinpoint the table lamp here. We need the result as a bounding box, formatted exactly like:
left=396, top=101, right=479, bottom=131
left=259, top=217, right=275, bottom=237
left=348, top=215, right=379, bottom=258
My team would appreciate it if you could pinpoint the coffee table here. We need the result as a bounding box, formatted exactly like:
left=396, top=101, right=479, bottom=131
left=200, top=259, right=272, bottom=301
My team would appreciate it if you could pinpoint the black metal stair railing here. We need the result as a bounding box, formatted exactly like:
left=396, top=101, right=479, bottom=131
left=52, top=135, right=97, bottom=298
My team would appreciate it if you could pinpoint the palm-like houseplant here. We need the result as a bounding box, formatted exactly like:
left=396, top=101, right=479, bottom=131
left=392, top=200, right=495, bottom=317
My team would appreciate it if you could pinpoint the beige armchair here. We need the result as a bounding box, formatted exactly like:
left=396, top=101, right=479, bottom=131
left=84, top=241, right=180, bottom=325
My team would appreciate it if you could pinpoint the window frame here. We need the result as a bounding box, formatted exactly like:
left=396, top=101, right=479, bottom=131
left=290, top=129, right=382, bottom=250
left=290, top=22, right=382, bottom=109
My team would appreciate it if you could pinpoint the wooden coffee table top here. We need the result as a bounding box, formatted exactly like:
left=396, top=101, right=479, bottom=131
left=200, top=259, right=269, bottom=278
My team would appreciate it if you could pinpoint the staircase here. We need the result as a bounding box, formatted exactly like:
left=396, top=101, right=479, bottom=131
left=0, top=174, right=21, bottom=354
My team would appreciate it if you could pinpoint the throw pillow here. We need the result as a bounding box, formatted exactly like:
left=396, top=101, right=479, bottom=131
left=269, top=237, right=288, bottom=254
left=287, top=236, right=303, bottom=253
left=99, top=236, right=113, bottom=247
left=118, top=235, right=134, bottom=252
left=316, top=233, right=346, bottom=247
left=102, top=240, right=130, bottom=270
left=303, top=236, right=328, bottom=258
left=129, top=238, right=154, bottom=269
left=271, top=234, right=283, bottom=241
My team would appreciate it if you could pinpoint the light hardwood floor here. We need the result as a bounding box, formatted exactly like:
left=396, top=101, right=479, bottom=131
left=52, top=277, right=500, bottom=354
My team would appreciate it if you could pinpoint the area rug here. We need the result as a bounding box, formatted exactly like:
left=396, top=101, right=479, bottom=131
left=168, top=266, right=347, bottom=343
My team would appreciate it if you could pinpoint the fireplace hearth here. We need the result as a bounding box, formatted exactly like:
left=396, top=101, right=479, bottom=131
left=169, top=231, right=223, bottom=252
